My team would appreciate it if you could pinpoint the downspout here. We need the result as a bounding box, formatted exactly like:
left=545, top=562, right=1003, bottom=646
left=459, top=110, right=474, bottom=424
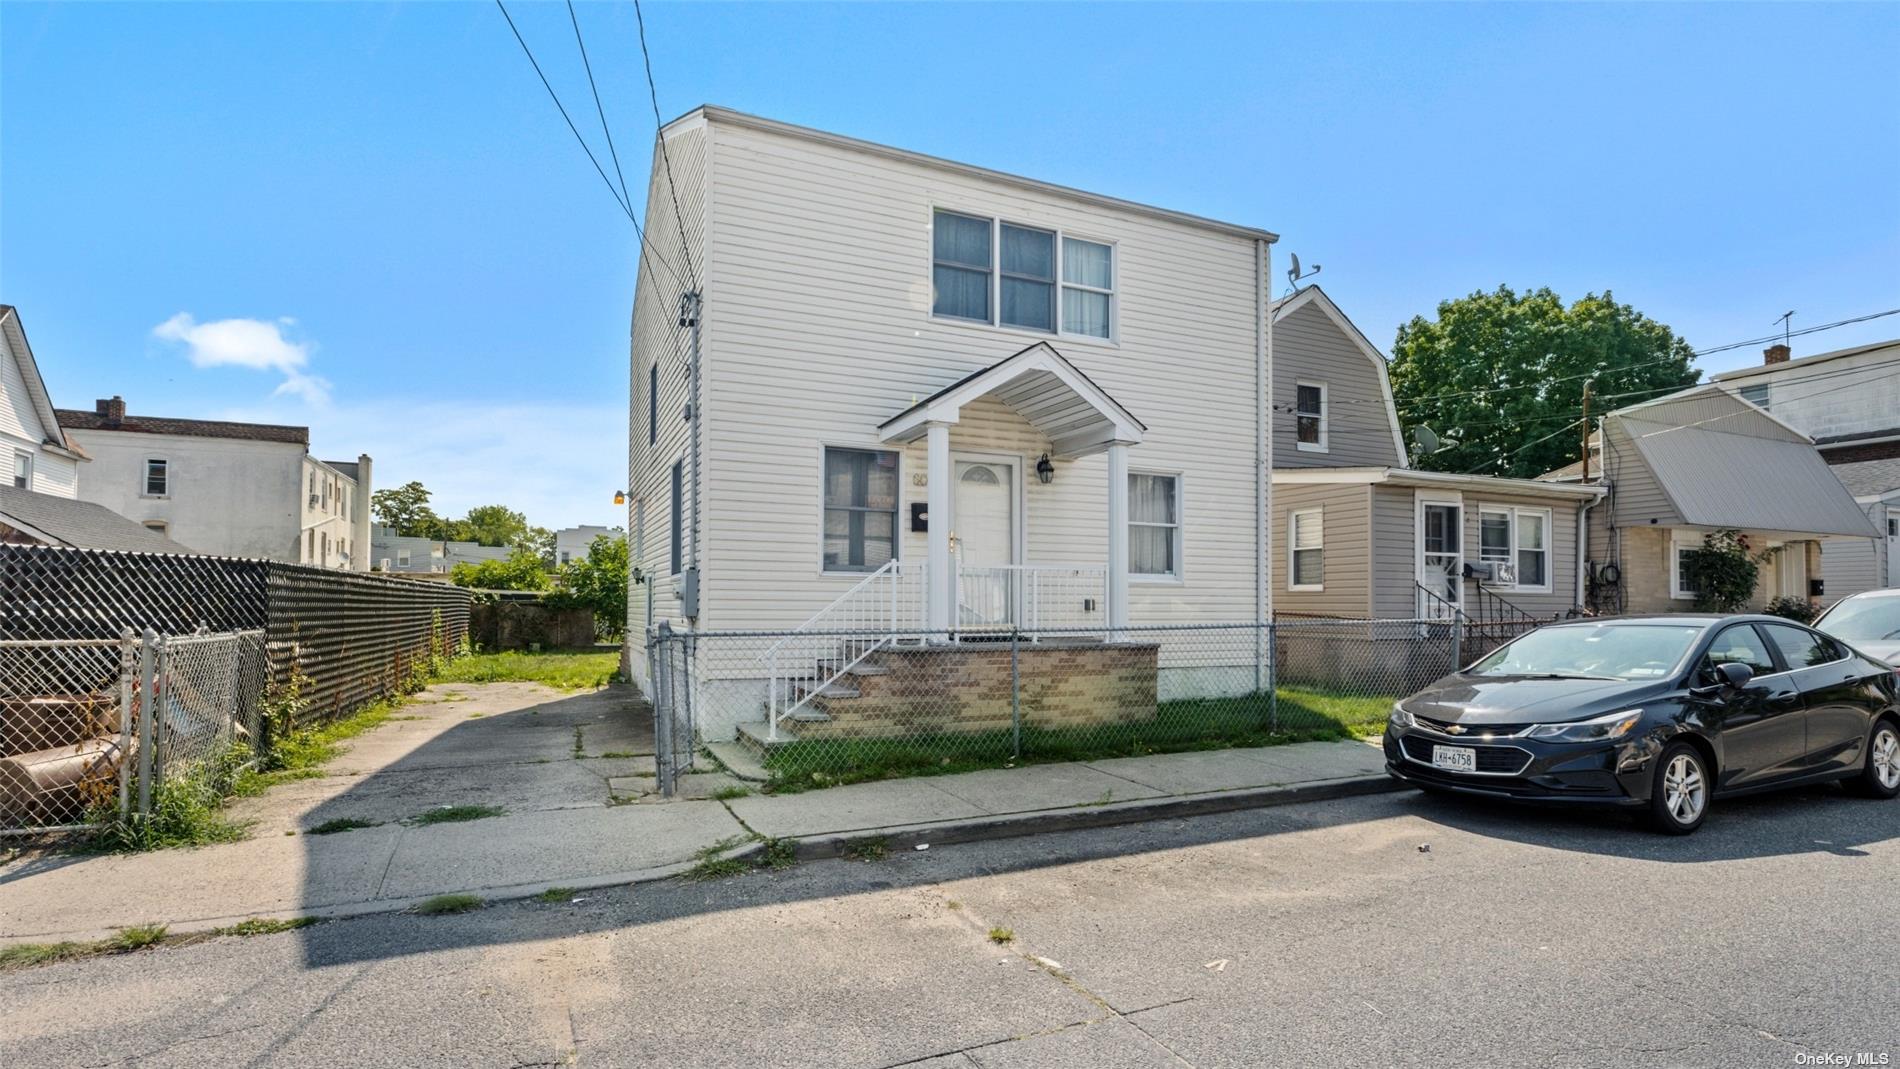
left=1255, top=238, right=1273, bottom=691
left=1576, top=495, right=1592, bottom=610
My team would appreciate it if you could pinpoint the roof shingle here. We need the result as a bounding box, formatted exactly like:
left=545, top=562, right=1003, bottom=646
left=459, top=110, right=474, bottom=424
left=55, top=408, right=308, bottom=445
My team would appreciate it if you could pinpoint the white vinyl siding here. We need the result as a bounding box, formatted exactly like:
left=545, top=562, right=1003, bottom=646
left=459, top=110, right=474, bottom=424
left=1128, top=472, right=1180, bottom=579
left=697, top=114, right=1265, bottom=630
left=1289, top=507, right=1323, bottom=591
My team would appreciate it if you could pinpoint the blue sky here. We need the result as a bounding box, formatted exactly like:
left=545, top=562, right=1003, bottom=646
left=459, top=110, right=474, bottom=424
left=4, top=2, right=1896, bottom=527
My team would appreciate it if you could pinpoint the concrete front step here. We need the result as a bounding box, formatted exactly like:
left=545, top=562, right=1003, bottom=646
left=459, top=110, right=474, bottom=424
left=736, top=719, right=799, bottom=756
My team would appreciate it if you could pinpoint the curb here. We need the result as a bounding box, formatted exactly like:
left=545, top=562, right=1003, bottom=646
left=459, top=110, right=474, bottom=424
left=791, top=772, right=1404, bottom=860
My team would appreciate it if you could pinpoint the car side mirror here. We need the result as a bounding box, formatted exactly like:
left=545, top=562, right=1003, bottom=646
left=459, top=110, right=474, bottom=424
left=1715, top=662, right=1754, bottom=690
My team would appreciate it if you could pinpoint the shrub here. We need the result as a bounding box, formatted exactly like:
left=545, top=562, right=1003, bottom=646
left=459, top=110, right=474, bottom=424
left=1683, top=530, right=1769, bottom=613
left=1764, top=595, right=1817, bottom=624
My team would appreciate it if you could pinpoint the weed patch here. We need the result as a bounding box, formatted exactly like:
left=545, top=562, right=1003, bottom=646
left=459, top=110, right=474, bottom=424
left=0, top=941, right=91, bottom=970
left=842, top=835, right=889, bottom=863
left=987, top=927, right=1014, bottom=945
left=413, top=894, right=483, bottom=915
left=534, top=887, right=579, bottom=903
left=758, top=837, right=797, bottom=870
left=307, top=817, right=382, bottom=835
left=711, top=785, right=753, bottom=801
left=438, top=651, right=618, bottom=691
left=410, top=805, right=504, bottom=826
left=682, top=835, right=754, bottom=881
left=106, top=924, right=169, bottom=952
left=215, top=917, right=317, bottom=937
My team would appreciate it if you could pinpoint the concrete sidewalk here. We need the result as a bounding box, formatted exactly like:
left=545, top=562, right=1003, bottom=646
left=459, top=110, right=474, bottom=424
left=0, top=679, right=1396, bottom=944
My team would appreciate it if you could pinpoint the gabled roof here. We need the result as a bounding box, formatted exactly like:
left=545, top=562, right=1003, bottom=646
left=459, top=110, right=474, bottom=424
left=0, top=306, right=78, bottom=455
left=1710, top=337, right=1900, bottom=382
left=675, top=106, right=1279, bottom=245
left=0, top=485, right=197, bottom=554
left=878, top=342, right=1144, bottom=459
left=57, top=407, right=309, bottom=445
left=1270, top=286, right=1408, bottom=465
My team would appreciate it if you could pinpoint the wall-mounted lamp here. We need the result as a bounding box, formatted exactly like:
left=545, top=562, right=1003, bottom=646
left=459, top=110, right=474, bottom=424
left=1035, top=454, right=1055, bottom=485
left=613, top=490, right=627, bottom=505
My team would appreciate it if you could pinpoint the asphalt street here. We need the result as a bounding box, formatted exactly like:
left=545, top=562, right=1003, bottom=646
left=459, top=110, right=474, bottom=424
left=4, top=782, right=1896, bottom=1068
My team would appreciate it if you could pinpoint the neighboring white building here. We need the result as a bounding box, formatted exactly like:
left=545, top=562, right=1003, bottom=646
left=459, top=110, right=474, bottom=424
left=371, top=525, right=512, bottom=574
left=57, top=396, right=371, bottom=568
left=1711, top=339, right=1900, bottom=465
left=1, top=306, right=85, bottom=500
left=624, top=107, right=1280, bottom=739
left=554, top=524, right=619, bottom=566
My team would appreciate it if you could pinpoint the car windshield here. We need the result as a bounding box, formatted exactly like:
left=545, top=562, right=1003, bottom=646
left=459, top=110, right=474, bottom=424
left=1469, top=623, right=1704, bottom=681
left=1816, top=598, right=1900, bottom=643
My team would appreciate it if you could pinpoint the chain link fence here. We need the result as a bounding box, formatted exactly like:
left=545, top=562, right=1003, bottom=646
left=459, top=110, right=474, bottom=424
left=1, top=629, right=267, bottom=835
left=646, top=616, right=1541, bottom=796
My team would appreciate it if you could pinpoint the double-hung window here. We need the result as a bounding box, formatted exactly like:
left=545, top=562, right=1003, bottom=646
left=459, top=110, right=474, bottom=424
left=1739, top=383, right=1770, bottom=408
left=1671, top=531, right=1703, bottom=601
left=11, top=452, right=29, bottom=489
left=1295, top=382, right=1327, bottom=451
left=1289, top=508, right=1324, bottom=591
left=931, top=210, right=1115, bottom=339
left=144, top=458, right=169, bottom=497
left=1129, top=473, right=1180, bottom=578
left=1477, top=506, right=1550, bottom=590
left=822, top=447, right=898, bottom=573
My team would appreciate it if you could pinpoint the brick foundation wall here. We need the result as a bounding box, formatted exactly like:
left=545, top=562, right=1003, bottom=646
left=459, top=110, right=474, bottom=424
left=795, top=641, right=1160, bottom=740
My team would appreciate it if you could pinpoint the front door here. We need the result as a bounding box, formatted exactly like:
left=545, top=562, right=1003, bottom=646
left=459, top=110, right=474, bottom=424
left=1888, top=509, right=1900, bottom=587
left=954, top=459, right=1017, bottom=627
left=1418, top=499, right=1463, bottom=617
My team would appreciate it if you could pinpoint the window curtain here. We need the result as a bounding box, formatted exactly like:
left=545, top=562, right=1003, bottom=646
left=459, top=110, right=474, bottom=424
left=1000, top=225, right=1054, bottom=331
left=1517, top=514, right=1547, bottom=586
left=1129, top=474, right=1176, bottom=575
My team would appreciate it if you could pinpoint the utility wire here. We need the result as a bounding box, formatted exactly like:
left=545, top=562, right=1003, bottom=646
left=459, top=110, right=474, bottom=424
left=567, top=0, right=632, bottom=211
left=633, top=0, right=699, bottom=287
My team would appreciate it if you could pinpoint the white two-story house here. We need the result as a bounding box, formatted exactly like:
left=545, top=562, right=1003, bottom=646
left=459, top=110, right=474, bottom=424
left=623, top=108, right=1279, bottom=741
left=58, top=397, right=371, bottom=568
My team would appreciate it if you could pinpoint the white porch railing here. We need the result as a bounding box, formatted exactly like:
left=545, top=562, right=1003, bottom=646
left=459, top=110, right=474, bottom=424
left=956, top=564, right=1108, bottom=634
left=764, top=560, right=925, bottom=739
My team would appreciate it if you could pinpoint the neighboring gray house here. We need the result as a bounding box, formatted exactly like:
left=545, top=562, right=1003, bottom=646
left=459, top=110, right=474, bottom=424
left=1540, top=385, right=1878, bottom=614
left=371, top=525, right=511, bottom=574
left=1818, top=457, right=1900, bottom=598
left=1266, top=287, right=1604, bottom=622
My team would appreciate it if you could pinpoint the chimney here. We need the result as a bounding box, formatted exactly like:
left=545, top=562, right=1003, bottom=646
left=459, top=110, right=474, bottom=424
left=95, top=396, right=127, bottom=424
left=1764, top=344, right=1791, bottom=365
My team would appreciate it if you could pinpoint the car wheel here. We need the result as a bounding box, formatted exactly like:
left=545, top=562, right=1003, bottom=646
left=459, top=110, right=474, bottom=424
left=1845, top=719, right=1900, bottom=800
left=1644, top=743, right=1710, bottom=835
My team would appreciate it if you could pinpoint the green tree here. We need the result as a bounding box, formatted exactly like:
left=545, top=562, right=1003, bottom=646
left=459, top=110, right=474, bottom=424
left=1389, top=287, right=1699, bottom=480
left=371, top=481, right=440, bottom=537
left=460, top=504, right=531, bottom=549
left=519, top=525, right=556, bottom=564
left=449, top=548, right=552, bottom=591
left=549, top=534, right=629, bottom=637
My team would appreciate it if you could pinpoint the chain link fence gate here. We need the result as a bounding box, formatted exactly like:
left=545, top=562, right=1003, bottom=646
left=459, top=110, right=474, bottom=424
left=1, top=629, right=267, bottom=835
left=641, top=616, right=1540, bottom=798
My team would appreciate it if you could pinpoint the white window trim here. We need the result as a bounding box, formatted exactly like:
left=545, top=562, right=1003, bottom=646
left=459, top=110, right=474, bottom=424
left=929, top=207, right=1119, bottom=344
left=142, top=457, right=170, bottom=499
left=1128, top=469, right=1184, bottom=583
left=11, top=450, right=31, bottom=490
left=1476, top=504, right=1553, bottom=593
left=1288, top=507, right=1324, bottom=592
left=818, top=443, right=903, bottom=578
left=1670, top=529, right=1705, bottom=601
left=1294, top=381, right=1328, bottom=453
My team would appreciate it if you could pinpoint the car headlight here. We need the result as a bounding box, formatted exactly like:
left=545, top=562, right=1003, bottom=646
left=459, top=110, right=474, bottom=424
left=1388, top=703, right=1416, bottom=730
left=1525, top=709, right=1644, bottom=743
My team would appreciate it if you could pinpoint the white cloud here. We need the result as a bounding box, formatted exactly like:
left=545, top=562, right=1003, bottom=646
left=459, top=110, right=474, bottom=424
left=219, top=397, right=629, bottom=532
left=153, top=313, right=332, bottom=404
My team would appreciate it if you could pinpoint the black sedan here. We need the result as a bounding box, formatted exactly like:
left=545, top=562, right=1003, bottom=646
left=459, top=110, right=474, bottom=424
left=1384, top=614, right=1900, bottom=833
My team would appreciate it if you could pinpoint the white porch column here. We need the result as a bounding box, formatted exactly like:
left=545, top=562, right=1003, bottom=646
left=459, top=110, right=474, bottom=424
left=1106, top=442, right=1130, bottom=633
left=926, top=422, right=953, bottom=636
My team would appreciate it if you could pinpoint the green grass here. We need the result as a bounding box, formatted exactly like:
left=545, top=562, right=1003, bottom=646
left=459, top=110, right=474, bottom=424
left=758, top=837, right=797, bottom=870
left=413, top=894, right=483, bottom=915
left=214, top=917, right=318, bottom=937
left=104, top=924, right=169, bottom=951
left=0, top=941, right=92, bottom=970
left=681, top=835, right=755, bottom=881
left=534, top=887, right=580, bottom=903
left=987, top=927, right=1014, bottom=945
left=710, top=785, right=753, bottom=801
left=841, top=835, right=889, bottom=862
left=410, top=805, right=504, bottom=826
left=762, top=686, right=1395, bottom=793
left=307, top=817, right=383, bottom=835
left=437, top=651, right=619, bottom=691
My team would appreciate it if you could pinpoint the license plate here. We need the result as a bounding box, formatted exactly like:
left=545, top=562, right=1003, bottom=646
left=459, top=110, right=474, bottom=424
left=1432, top=745, right=1477, bottom=773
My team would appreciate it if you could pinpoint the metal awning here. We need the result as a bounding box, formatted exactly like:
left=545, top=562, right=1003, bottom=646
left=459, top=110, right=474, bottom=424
left=1625, top=418, right=1881, bottom=538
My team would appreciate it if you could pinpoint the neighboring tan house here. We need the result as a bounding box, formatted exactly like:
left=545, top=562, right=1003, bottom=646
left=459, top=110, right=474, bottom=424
left=1265, top=287, right=1605, bottom=622
left=0, top=306, right=192, bottom=554
left=57, top=397, right=371, bottom=568
left=624, top=106, right=1279, bottom=740
left=371, top=525, right=512, bottom=574
left=1539, top=385, right=1878, bottom=613
left=1710, top=339, right=1900, bottom=465
left=554, top=524, right=619, bottom=566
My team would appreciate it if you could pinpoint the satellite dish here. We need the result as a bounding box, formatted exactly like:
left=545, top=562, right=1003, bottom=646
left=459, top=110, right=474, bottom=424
left=1288, top=253, right=1301, bottom=280
left=1411, top=426, right=1440, bottom=454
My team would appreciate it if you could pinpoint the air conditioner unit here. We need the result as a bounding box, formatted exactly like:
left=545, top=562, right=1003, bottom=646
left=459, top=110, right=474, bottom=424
left=1494, top=562, right=1519, bottom=585
left=379, top=558, right=392, bottom=570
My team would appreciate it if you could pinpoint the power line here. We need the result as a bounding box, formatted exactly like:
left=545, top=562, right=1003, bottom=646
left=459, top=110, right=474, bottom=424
left=633, top=0, right=699, bottom=288
left=566, top=0, right=632, bottom=211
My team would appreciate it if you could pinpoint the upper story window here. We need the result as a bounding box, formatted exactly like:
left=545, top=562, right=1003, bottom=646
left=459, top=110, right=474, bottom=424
left=144, top=458, right=169, bottom=497
left=12, top=452, right=30, bottom=489
left=1295, top=382, right=1328, bottom=452
left=932, top=210, right=1115, bottom=339
left=1739, top=383, right=1770, bottom=408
